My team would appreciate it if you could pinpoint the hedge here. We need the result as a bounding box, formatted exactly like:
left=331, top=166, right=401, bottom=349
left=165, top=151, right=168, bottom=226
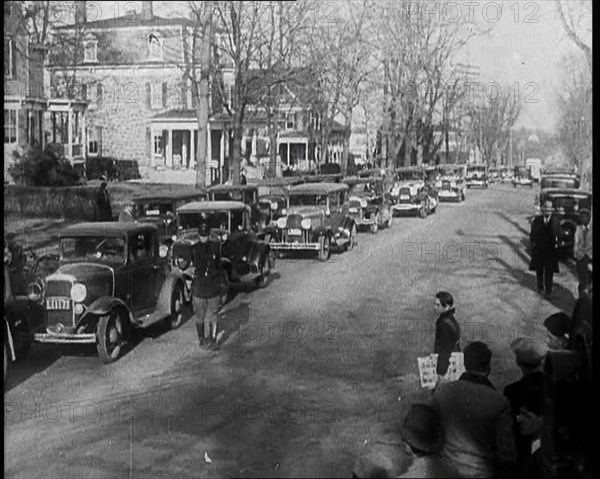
left=4, top=185, right=98, bottom=220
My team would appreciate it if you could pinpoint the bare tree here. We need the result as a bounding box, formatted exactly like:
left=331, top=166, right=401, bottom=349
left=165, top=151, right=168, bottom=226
left=555, top=0, right=592, bottom=71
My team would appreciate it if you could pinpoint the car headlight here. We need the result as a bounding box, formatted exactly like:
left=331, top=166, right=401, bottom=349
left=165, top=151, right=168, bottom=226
left=70, top=283, right=87, bottom=302
left=27, top=281, right=44, bottom=303
left=301, top=218, right=311, bottom=229
left=176, top=257, right=190, bottom=270
left=277, top=217, right=287, bottom=229
left=360, top=199, right=368, bottom=208
left=74, top=303, right=85, bottom=315
left=281, top=208, right=287, bottom=216
left=271, top=201, right=278, bottom=211
left=221, top=234, right=228, bottom=242
left=171, top=235, right=177, bottom=242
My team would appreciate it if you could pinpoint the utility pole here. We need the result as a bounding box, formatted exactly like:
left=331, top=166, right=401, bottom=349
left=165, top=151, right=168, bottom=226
left=195, top=4, right=213, bottom=189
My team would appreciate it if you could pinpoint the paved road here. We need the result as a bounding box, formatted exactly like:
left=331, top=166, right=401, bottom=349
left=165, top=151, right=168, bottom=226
left=4, top=183, right=579, bottom=479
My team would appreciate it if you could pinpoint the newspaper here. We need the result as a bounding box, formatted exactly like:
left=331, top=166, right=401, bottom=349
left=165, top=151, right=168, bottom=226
left=418, top=352, right=465, bottom=389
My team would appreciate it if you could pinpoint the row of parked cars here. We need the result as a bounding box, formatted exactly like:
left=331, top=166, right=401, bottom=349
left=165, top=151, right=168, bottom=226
left=4, top=164, right=480, bottom=376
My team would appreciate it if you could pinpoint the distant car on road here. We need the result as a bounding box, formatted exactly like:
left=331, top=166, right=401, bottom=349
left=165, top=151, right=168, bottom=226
left=268, top=182, right=357, bottom=260
left=343, top=176, right=393, bottom=233
left=513, top=166, right=533, bottom=188
left=435, top=164, right=467, bottom=202
left=390, top=166, right=437, bottom=217
left=25, top=223, right=187, bottom=363
left=465, top=164, right=489, bottom=189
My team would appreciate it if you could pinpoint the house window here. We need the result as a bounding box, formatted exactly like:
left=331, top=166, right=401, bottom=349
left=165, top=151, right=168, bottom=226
left=148, top=33, right=163, bottom=60
left=4, top=38, right=15, bottom=79
left=153, top=134, right=163, bottom=155
left=88, top=126, right=101, bottom=156
left=83, top=40, right=97, bottom=62
left=150, top=82, right=163, bottom=109
left=4, top=109, right=17, bottom=144
left=285, top=113, right=295, bottom=130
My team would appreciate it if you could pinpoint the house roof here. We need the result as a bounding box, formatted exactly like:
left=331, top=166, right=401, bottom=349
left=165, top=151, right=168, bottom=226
left=61, top=222, right=156, bottom=237
left=55, top=14, right=195, bottom=30
left=177, top=201, right=249, bottom=213
left=289, top=183, right=348, bottom=195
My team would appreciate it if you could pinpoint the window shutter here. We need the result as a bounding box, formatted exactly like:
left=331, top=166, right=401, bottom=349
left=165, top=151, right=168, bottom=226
left=181, top=80, right=188, bottom=109
left=81, top=83, right=87, bottom=101
left=146, top=83, right=152, bottom=108
left=294, top=112, right=300, bottom=131
left=11, top=39, right=17, bottom=77
left=162, top=82, right=168, bottom=108
left=97, top=127, right=103, bottom=156
left=97, top=83, right=103, bottom=106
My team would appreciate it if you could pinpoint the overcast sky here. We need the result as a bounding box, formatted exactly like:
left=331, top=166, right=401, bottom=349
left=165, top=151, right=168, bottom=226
left=94, top=1, right=591, bottom=132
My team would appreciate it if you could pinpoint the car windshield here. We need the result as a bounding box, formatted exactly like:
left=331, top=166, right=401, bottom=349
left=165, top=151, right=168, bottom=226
left=545, top=195, right=591, bottom=212
left=348, top=183, right=374, bottom=195
left=541, top=178, right=579, bottom=189
left=289, top=194, right=328, bottom=207
left=178, top=210, right=245, bottom=232
left=397, top=172, right=422, bottom=181
left=134, top=201, right=172, bottom=217
left=61, top=236, right=126, bottom=264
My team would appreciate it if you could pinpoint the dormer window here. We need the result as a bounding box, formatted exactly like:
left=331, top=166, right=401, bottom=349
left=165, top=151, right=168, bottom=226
left=148, top=32, right=163, bottom=60
left=83, top=38, right=97, bottom=63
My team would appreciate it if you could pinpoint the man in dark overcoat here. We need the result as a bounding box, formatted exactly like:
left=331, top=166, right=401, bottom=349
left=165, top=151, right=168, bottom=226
left=529, top=200, right=560, bottom=297
left=96, top=176, right=113, bottom=221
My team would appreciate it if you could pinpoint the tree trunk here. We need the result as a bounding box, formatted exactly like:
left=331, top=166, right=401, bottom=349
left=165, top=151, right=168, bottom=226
left=341, top=108, right=353, bottom=175
left=231, top=111, right=243, bottom=185
left=195, top=79, right=209, bottom=189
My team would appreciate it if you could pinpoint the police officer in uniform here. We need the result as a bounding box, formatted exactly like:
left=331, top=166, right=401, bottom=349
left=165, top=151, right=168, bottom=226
left=192, top=224, right=225, bottom=349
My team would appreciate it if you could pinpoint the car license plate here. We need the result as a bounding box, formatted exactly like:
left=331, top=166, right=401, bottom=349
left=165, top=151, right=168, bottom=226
left=47, top=298, right=70, bottom=310
left=400, top=195, right=409, bottom=200
left=348, top=207, right=358, bottom=213
left=288, top=228, right=302, bottom=236
left=146, top=209, right=160, bottom=215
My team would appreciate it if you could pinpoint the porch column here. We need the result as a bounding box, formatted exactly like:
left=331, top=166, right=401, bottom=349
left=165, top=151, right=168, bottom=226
left=206, top=123, right=212, bottom=184
left=189, top=127, right=195, bottom=169
left=167, top=128, right=173, bottom=168
left=305, top=139, right=308, bottom=163
left=150, top=127, right=156, bottom=167
left=220, top=129, right=225, bottom=183
left=82, top=111, right=87, bottom=159
left=67, top=109, right=73, bottom=161
left=287, top=142, right=290, bottom=167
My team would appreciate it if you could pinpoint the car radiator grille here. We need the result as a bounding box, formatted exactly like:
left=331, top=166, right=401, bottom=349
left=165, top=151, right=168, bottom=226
left=46, top=308, right=75, bottom=334
left=286, top=214, right=303, bottom=229
left=46, top=280, right=72, bottom=297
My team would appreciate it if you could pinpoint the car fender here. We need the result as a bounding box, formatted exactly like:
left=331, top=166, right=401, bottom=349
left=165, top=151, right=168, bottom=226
left=4, top=317, right=16, bottom=362
left=79, top=297, right=134, bottom=330
left=156, top=274, right=185, bottom=315
left=341, top=216, right=356, bottom=232
left=311, top=227, right=331, bottom=242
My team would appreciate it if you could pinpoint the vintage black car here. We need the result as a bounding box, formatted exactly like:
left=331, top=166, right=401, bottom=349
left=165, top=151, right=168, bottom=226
left=540, top=173, right=581, bottom=190
left=537, top=188, right=592, bottom=252
left=434, top=164, right=467, bottom=202
left=390, top=166, right=437, bottom=217
left=268, top=183, right=357, bottom=261
left=22, top=223, right=187, bottom=363
left=120, top=191, right=207, bottom=243
left=343, top=176, right=393, bottom=233
left=207, top=184, right=268, bottom=230
left=465, top=164, right=489, bottom=189
left=173, top=201, right=273, bottom=292
left=513, top=165, right=534, bottom=187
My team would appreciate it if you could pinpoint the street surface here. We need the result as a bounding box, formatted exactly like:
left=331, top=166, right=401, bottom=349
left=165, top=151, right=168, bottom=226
left=5, top=183, right=579, bottom=478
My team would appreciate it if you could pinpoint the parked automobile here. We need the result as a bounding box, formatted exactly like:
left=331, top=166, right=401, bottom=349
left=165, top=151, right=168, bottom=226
left=537, top=188, right=592, bottom=253
left=499, top=167, right=514, bottom=183
left=258, top=192, right=289, bottom=229
left=24, top=223, right=187, bottom=363
left=488, top=167, right=499, bottom=183
left=207, top=184, right=268, bottom=230
left=268, top=182, right=357, bottom=261
left=173, top=201, right=273, bottom=293
left=465, top=164, right=489, bottom=188
left=513, top=166, right=533, bottom=188
left=343, top=176, right=393, bottom=233
left=435, top=164, right=467, bottom=202
left=390, top=166, right=437, bottom=217
left=540, top=173, right=581, bottom=190
left=120, top=191, right=207, bottom=244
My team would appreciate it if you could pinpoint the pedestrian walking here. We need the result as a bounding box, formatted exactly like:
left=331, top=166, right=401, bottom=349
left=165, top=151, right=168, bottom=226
left=191, top=224, right=225, bottom=349
left=95, top=176, right=113, bottom=221
left=431, top=341, right=517, bottom=478
left=573, top=208, right=592, bottom=297
left=529, top=200, right=560, bottom=298
left=503, top=337, right=548, bottom=472
left=433, top=291, right=461, bottom=383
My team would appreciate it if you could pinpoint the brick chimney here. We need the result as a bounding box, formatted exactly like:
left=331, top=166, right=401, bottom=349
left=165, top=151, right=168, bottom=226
left=74, top=1, right=87, bottom=24
left=141, top=1, right=153, bottom=20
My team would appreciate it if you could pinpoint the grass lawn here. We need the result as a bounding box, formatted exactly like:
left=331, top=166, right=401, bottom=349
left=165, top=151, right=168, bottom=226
left=4, top=182, right=202, bottom=251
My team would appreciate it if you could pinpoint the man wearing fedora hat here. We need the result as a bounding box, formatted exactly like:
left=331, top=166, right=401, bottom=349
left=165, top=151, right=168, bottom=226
left=573, top=208, right=592, bottom=297
left=503, top=338, right=548, bottom=471
left=529, top=200, right=560, bottom=298
left=431, top=341, right=516, bottom=478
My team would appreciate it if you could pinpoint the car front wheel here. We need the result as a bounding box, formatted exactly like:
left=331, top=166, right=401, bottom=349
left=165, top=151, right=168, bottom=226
left=386, top=212, right=393, bottom=227
left=97, top=311, right=124, bottom=364
left=347, top=224, right=357, bottom=251
left=256, top=251, right=271, bottom=288
left=166, top=284, right=184, bottom=329
left=370, top=215, right=379, bottom=234
left=317, top=234, right=331, bottom=262
left=419, top=204, right=427, bottom=218
left=4, top=340, right=8, bottom=384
